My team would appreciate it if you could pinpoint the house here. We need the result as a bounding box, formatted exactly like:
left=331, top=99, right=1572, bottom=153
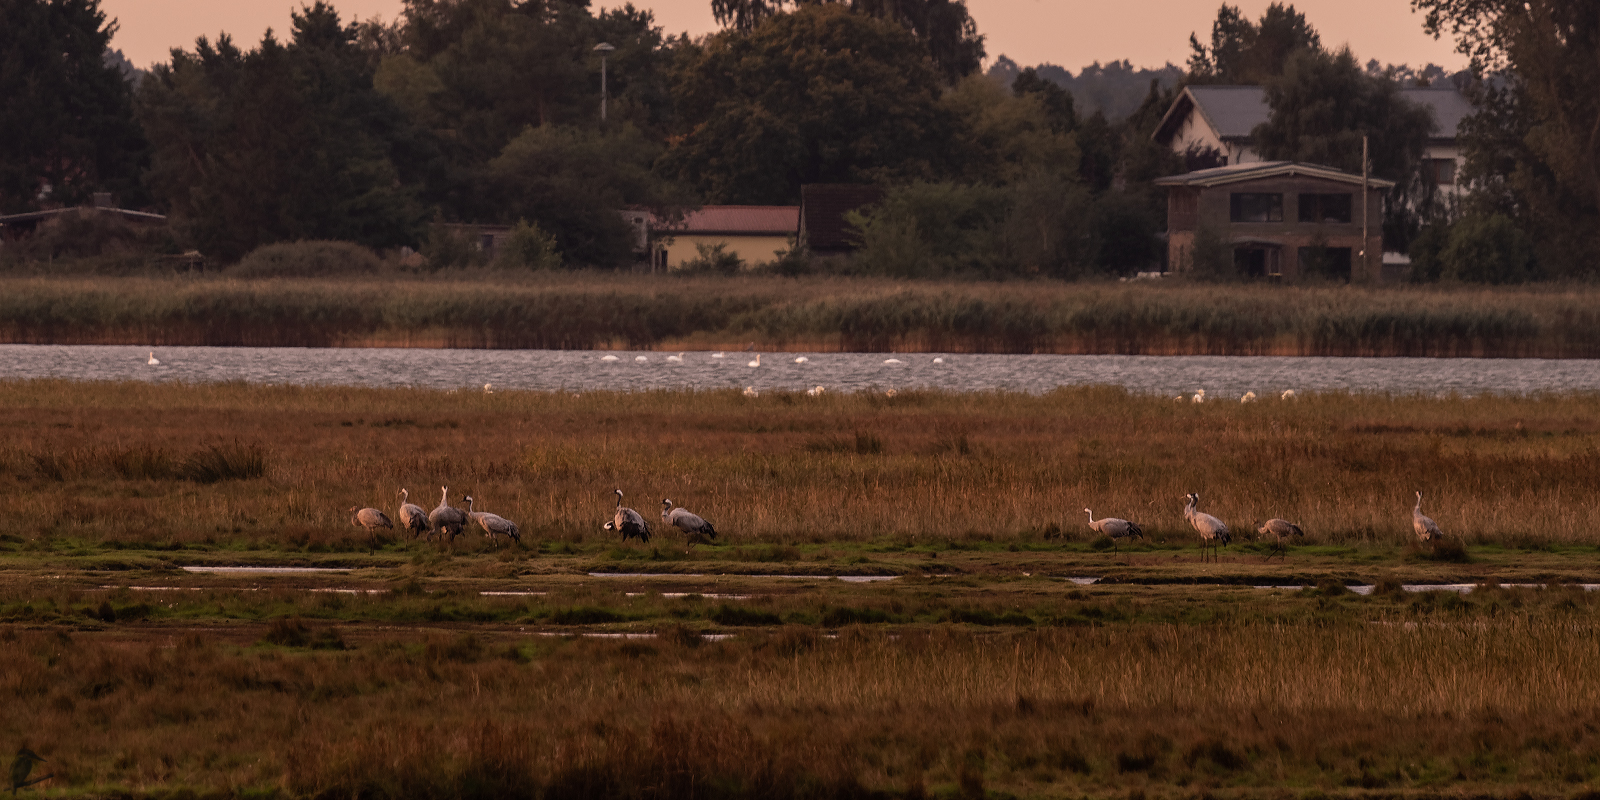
left=651, top=205, right=799, bottom=270
left=1152, top=85, right=1472, bottom=199
left=797, top=184, right=882, bottom=257
left=1154, top=161, right=1394, bottom=282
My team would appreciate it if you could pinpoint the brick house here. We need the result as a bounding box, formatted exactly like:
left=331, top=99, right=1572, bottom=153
left=1154, top=161, right=1394, bottom=281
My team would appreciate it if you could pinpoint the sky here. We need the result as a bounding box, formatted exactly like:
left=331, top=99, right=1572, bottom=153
left=103, top=0, right=1467, bottom=73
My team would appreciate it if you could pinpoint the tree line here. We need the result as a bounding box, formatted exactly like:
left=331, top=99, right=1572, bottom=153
left=0, top=0, right=1594, bottom=282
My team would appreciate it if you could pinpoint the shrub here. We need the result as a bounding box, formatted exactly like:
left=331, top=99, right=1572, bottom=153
left=1440, top=214, right=1535, bottom=284
left=420, top=224, right=487, bottom=270
left=231, top=240, right=383, bottom=277
left=492, top=219, right=561, bottom=270
left=676, top=242, right=744, bottom=275
left=1184, top=224, right=1235, bottom=281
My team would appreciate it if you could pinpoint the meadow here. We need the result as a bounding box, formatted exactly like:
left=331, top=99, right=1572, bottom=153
left=4, top=273, right=1600, bottom=356
left=5, top=380, right=1600, bottom=798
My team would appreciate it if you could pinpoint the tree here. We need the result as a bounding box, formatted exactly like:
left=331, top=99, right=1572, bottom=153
left=1250, top=47, right=1434, bottom=248
left=1011, top=67, right=1076, bottom=133
left=1187, top=3, right=1320, bottom=84
left=136, top=2, right=425, bottom=261
left=1414, top=0, right=1600, bottom=276
left=485, top=123, right=683, bottom=266
left=661, top=3, right=950, bottom=205
left=0, top=0, right=146, bottom=213
left=941, top=74, right=1080, bottom=186
left=710, top=0, right=983, bottom=83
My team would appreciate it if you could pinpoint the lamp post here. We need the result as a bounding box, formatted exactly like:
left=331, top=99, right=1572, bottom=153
left=594, top=42, right=615, bottom=122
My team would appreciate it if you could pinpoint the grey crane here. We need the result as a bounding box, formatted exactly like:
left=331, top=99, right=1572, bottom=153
left=610, top=489, right=651, bottom=543
left=349, top=506, right=392, bottom=543
left=464, top=495, right=521, bottom=547
left=1183, top=493, right=1231, bottom=562
left=428, top=486, right=468, bottom=541
left=1084, top=508, right=1142, bottom=551
left=11, top=747, right=50, bottom=794
left=662, top=499, right=717, bottom=543
left=1255, top=518, right=1304, bottom=560
left=1413, top=491, right=1443, bottom=542
left=397, top=488, right=430, bottom=538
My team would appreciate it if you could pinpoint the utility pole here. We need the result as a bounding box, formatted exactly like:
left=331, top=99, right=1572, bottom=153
left=594, top=42, right=615, bottom=122
left=1361, top=134, right=1369, bottom=282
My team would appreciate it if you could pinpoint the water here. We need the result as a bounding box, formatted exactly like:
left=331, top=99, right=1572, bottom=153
left=4, top=345, right=1600, bottom=396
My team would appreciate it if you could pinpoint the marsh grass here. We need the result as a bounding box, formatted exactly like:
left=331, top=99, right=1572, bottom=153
left=6, top=274, right=1600, bottom=355
left=7, top=619, right=1600, bottom=797
left=3, top=381, right=1600, bottom=551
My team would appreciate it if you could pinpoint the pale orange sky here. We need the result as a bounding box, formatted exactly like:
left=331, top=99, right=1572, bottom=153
left=103, top=0, right=1466, bottom=73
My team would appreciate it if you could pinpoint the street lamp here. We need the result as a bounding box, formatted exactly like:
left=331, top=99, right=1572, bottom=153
left=594, top=42, right=615, bottom=122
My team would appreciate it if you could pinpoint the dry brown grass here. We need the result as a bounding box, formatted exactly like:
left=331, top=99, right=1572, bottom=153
left=6, top=619, right=1600, bottom=798
left=2, top=380, right=1599, bottom=550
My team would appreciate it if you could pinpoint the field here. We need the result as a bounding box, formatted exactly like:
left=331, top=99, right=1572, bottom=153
left=5, top=273, right=1600, bottom=356
left=5, top=380, right=1600, bottom=799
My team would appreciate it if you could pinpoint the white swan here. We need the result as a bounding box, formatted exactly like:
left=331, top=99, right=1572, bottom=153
left=666, top=352, right=684, bottom=363
left=932, top=357, right=944, bottom=364
left=1240, top=391, right=1256, bottom=403
left=747, top=354, right=761, bottom=368
left=483, top=383, right=494, bottom=394
left=794, top=356, right=809, bottom=364
left=1282, top=389, right=1297, bottom=400
left=146, top=351, right=160, bottom=365
left=711, top=352, right=725, bottom=359
left=743, top=386, right=759, bottom=397
left=806, top=385, right=825, bottom=396
left=883, top=358, right=904, bottom=365
left=600, top=354, right=620, bottom=362
left=1191, top=389, right=1206, bottom=404
left=635, top=355, right=648, bottom=363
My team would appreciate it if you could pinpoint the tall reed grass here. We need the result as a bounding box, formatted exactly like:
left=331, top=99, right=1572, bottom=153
left=2, top=380, right=1599, bottom=550
left=5, top=274, right=1600, bottom=355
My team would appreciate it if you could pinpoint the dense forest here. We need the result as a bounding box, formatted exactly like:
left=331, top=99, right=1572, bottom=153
left=0, top=0, right=1594, bottom=283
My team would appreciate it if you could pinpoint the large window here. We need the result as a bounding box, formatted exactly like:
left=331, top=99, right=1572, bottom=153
left=1298, top=193, right=1353, bottom=224
left=1230, top=193, right=1283, bottom=223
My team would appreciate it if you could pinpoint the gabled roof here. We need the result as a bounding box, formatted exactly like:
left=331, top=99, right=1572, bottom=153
left=1154, top=86, right=1269, bottom=145
left=1153, top=161, right=1396, bottom=189
left=655, top=205, right=798, bottom=236
left=1154, top=84, right=1471, bottom=146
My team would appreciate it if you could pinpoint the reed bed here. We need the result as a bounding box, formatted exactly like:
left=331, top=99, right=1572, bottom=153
left=3, top=380, right=1600, bottom=550
left=5, top=620, right=1600, bottom=797
left=5, top=274, right=1600, bottom=355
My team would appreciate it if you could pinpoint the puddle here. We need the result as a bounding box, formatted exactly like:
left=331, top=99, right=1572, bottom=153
left=588, top=572, right=896, bottom=582
left=626, top=592, right=754, bottom=599
left=1067, top=577, right=1101, bottom=585
left=532, top=631, right=735, bottom=641
left=181, top=566, right=353, bottom=574
left=1257, top=583, right=1600, bottom=595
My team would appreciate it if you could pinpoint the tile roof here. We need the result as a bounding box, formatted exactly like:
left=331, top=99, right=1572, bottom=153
left=657, top=205, right=798, bottom=235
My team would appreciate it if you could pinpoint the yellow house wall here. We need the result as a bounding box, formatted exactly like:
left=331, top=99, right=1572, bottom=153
left=661, top=234, right=791, bottom=269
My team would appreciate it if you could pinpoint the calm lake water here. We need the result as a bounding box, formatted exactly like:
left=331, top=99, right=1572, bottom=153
left=3, top=345, right=1599, bottom=397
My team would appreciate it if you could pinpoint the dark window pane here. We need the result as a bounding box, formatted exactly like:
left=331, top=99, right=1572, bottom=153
left=1229, top=193, right=1282, bottom=223
left=1297, top=193, right=1352, bottom=224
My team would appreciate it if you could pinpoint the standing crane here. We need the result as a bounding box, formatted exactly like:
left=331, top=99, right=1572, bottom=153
left=349, top=506, right=392, bottom=543
left=1183, top=493, right=1231, bottom=562
left=662, top=499, right=717, bottom=543
left=464, top=495, right=521, bottom=547
left=1255, top=518, right=1304, bottom=560
left=1084, top=508, right=1142, bottom=551
left=429, top=486, right=468, bottom=541
left=1413, top=491, right=1443, bottom=542
left=608, top=489, right=651, bottom=543
left=397, top=488, right=429, bottom=538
